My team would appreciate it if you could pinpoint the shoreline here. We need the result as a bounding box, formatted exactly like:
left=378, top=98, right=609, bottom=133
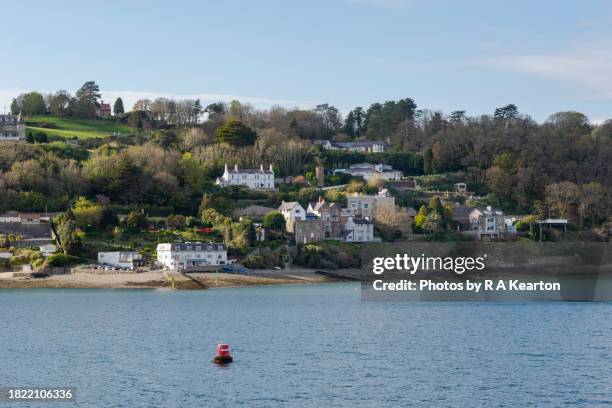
left=0, top=268, right=350, bottom=290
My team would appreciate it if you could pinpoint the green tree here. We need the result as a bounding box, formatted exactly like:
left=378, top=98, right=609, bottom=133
left=493, top=104, right=518, bottom=121
left=124, top=210, right=148, bottom=232
left=262, top=211, right=286, bottom=231
left=54, top=210, right=83, bottom=255
left=215, top=120, right=257, bottom=146
left=72, top=81, right=101, bottom=118
left=72, top=196, right=104, bottom=228
left=33, top=131, right=48, bottom=143
left=13, top=92, right=46, bottom=116
left=113, top=97, right=125, bottom=115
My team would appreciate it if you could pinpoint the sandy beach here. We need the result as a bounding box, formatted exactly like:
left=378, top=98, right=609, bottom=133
left=0, top=268, right=346, bottom=289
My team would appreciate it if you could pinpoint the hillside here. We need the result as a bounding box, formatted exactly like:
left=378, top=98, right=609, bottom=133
left=25, top=116, right=135, bottom=139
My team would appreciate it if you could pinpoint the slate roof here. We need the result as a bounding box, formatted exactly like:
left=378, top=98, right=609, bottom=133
left=159, top=242, right=226, bottom=251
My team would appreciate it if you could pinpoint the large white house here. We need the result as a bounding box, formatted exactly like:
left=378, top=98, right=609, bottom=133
left=469, top=206, right=506, bottom=239
left=0, top=114, right=25, bottom=142
left=344, top=188, right=396, bottom=219
left=344, top=217, right=375, bottom=242
left=156, top=242, right=227, bottom=270
left=278, top=201, right=306, bottom=233
left=335, top=163, right=402, bottom=181
left=316, top=140, right=389, bottom=153
left=216, top=164, right=275, bottom=189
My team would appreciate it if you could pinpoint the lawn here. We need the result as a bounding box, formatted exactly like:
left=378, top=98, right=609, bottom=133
left=25, top=116, right=135, bottom=140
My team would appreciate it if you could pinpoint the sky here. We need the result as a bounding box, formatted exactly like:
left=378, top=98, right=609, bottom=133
left=1, top=0, right=612, bottom=123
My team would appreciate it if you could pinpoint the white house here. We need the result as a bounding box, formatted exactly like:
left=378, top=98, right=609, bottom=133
left=156, top=242, right=227, bottom=270
left=39, top=244, right=58, bottom=257
left=344, top=217, right=375, bottom=242
left=278, top=201, right=306, bottom=233
left=316, top=140, right=389, bottom=153
left=216, top=164, right=275, bottom=189
left=98, top=251, right=143, bottom=269
left=0, top=211, right=20, bottom=222
left=469, top=206, right=506, bottom=239
left=344, top=188, right=396, bottom=219
left=0, top=114, right=25, bottom=142
left=336, top=163, right=402, bottom=181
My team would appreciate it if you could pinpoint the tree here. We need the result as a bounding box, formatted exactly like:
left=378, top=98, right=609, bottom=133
left=493, top=104, right=518, bottom=121
left=343, top=111, right=356, bottom=137
left=545, top=182, right=581, bottom=220
left=151, top=129, right=177, bottom=150
left=113, top=97, right=125, bottom=115
left=47, top=91, right=71, bottom=117
left=72, top=81, right=101, bottom=118
left=192, top=99, right=202, bottom=123
left=72, top=196, right=104, bottom=228
left=13, top=92, right=46, bottom=116
left=449, top=110, right=466, bottom=125
left=215, top=119, right=257, bottom=146
left=124, top=210, right=148, bottom=232
left=33, top=131, right=48, bottom=143
left=54, top=211, right=83, bottom=255
left=10, top=98, right=19, bottom=115
left=262, top=211, right=286, bottom=231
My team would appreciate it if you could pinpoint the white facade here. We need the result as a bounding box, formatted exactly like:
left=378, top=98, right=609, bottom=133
left=216, top=164, right=275, bottom=189
left=0, top=211, right=20, bottom=222
left=278, top=201, right=306, bottom=232
left=317, top=140, right=389, bottom=153
left=344, top=217, right=375, bottom=242
left=39, top=244, right=58, bottom=257
left=344, top=189, right=396, bottom=219
left=469, top=207, right=506, bottom=238
left=156, top=242, right=227, bottom=270
left=98, top=251, right=143, bottom=268
left=337, top=163, right=402, bottom=181
left=0, top=114, right=25, bottom=142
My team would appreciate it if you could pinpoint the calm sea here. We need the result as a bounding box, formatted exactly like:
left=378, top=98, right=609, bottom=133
left=0, top=283, right=611, bottom=407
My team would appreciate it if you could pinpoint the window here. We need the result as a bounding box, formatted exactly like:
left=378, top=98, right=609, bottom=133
left=486, top=217, right=495, bottom=223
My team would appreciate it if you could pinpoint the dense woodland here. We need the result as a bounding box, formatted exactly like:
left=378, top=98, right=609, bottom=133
left=2, top=82, right=612, bottom=230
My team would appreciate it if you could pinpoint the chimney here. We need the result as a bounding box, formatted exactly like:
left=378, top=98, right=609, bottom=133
left=260, top=163, right=264, bottom=171
left=234, top=164, right=238, bottom=171
left=224, top=163, right=228, bottom=174
left=318, top=196, right=324, bottom=203
left=269, top=163, right=273, bottom=172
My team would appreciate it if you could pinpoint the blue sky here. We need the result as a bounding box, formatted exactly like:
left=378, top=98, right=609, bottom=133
left=1, top=0, right=612, bottom=122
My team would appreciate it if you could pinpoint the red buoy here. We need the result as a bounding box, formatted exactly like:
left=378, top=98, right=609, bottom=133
left=214, top=343, right=233, bottom=364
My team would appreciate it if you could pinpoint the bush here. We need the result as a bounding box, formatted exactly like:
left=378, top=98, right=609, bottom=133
left=45, top=254, right=81, bottom=267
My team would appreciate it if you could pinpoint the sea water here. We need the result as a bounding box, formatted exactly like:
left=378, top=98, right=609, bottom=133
left=0, top=283, right=611, bottom=407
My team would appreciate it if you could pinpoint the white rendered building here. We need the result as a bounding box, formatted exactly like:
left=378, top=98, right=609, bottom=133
left=216, top=164, right=275, bottom=189
left=344, top=217, right=375, bottom=242
left=278, top=201, right=306, bottom=232
left=156, top=242, right=227, bottom=270
left=98, top=251, right=143, bottom=269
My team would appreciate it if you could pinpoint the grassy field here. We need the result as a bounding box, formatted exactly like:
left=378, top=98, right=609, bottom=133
left=25, top=116, right=135, bottom=139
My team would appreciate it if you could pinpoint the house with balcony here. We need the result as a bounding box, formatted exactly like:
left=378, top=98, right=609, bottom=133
left=469, top=206, right=506, bottom=239
left=156, top=242, right=227, bottom=270
left=316, top=139, right=389, bottom=153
